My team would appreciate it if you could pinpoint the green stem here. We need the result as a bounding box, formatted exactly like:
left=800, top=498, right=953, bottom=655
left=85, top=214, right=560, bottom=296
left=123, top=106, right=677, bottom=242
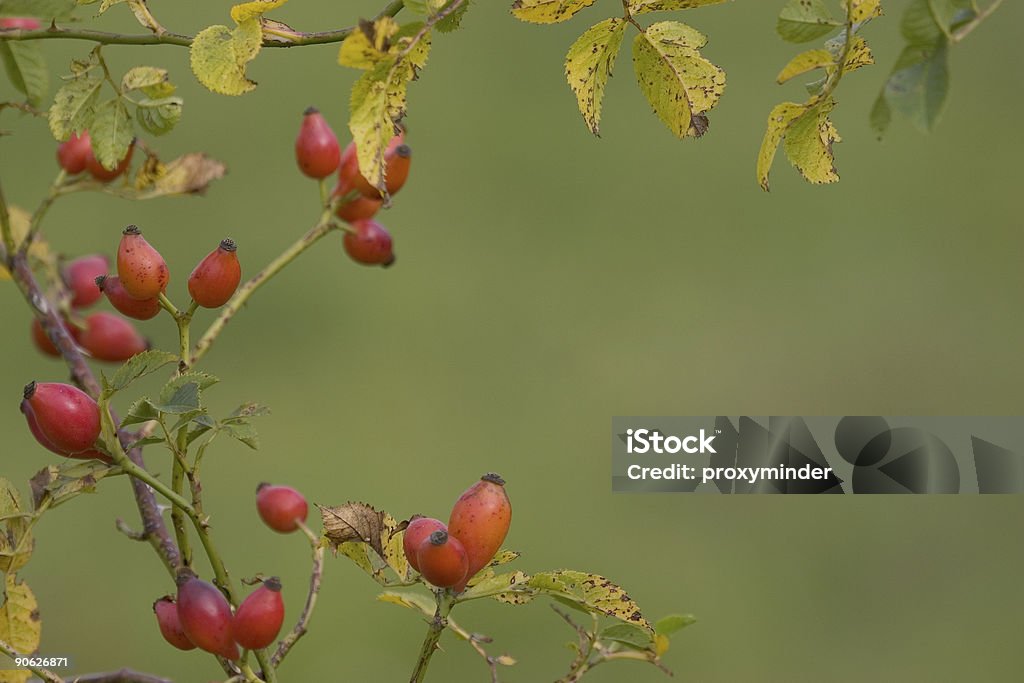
left=191, top=211, right=337, bottom=365
left=0, top=180, right=16, bottom=255
left=409, top=591, right=455, bottom=683
left=253, top=649, right=278, bottom=683
left=170, top=424, right=192, bottom=566
left=0, top=1, right=405, bottom=48
left=952, top=0, right=1004, bottom=42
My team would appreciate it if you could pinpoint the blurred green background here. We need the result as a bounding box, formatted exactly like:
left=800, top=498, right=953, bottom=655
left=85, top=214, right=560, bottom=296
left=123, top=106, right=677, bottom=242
left=2, top=1, right=1023, bottom=681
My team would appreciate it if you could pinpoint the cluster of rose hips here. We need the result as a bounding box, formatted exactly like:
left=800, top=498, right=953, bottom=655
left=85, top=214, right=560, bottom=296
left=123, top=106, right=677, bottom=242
left=155, top=572, right=285, bottom=660
left=152, top=484, right=307, bottom=657
left=24, top=226, right=241, bottom=458
left=294, top=108, right=411, bottom=268
left=31, top=222, right=241, bottom=363
left=403, top=473, right=512, bottom=592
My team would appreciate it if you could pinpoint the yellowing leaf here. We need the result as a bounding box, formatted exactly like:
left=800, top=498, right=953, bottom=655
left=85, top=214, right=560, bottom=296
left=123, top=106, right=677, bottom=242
left=0, top=479, right=33, bottom=573
left=564, top=17, right=626, bottom=136
left=848, top=0, right=883, bottom=24
left=783, top=98, right=841, bottom=185
left=654, top=633, right=670, bottom=656
left=776, top=48, right=834, bottom=84
left=631, top=21, right=725, bottom=139
left=48, top=70, right=103, bottom=140
left=339, top=17, right=401, bottom=69
left=132, top=153, right=226, bottom=197
left=756, top=101, right=806, bottom=191
left=0, top=576, right=40, bottom=660
left=629, top=0, right=728, bottom=14
left=120, top=65, right=169, bottom=92
left=349, top=30, right=431, bottom=192
left=90, top=98, right=133, bottom=170
left=528, top=570, right=653, bottom=631
left=510, top=0, right=597, bottom=25
left=229, top=0, right=289, bottom=23
left=377, top=590, right=435, bottom=616
left=190, top=24, right=256, bottom=95
left=841, top=35, right=874, bottom=73
left=320, top=501, right=411, bottom=581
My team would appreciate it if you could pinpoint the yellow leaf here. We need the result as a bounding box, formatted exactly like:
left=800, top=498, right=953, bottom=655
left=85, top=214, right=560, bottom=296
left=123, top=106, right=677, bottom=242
left=847, top=0, right=882, bottom=24
left=776, top=48, right=834, bottom=84
left=190, top=24, right=256, bottom=95
left=632, top=21, right=725, bottom=139
left=842, top=36, right=874, bottom=73
left=0, top=479, right=32, bottom=573
left=0, top=205, right=48, bottom=281
left=510, top=0, right=597, bottom=25
left=0, top=576, right=41, bottom=665
left=564, top=18, right=626, bottom=135
left=629, top=0, right=728, bottom=14
left=654, top=633, right=671, bottom=656
left=339, top=17, right=401, bottom=70
left=230, top=0, right=290, bottom=23
left=756, top=101, right=806, bottom=191
left=783, top=98, right=841, bottom=185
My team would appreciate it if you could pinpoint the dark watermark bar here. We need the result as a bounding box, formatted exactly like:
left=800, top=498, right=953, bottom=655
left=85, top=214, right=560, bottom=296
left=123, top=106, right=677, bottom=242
left=611, top=417, right=1024, bottom=494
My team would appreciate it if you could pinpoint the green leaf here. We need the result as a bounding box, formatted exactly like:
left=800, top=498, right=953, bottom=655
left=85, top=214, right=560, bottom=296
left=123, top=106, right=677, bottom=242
left=155, top=372, right=217, bottom=414
left=436, top=0, right=471, bottom=33
left=783, top=98, right=841, bottom=186
left=120, top=65, right=170, bottom=92
left=510, top=0, right=597, bottom=24
left=876, top=41, right=949, bottom=134
left=869, top=91, right=891, bottom=137
left=655, top=613, right=696, bottom=635
left=220, top=420, right=259, bottom=449
left=48, top=70, right=103, bottom=141
left=348, top=28, right=430, bottom=193
left=107, top=349, right=178, bottom=393
left=631, top=21, right=725, bottom=139
left=28, top=460, right=118, bottom=510
left=564, top=18, right=626, bottom=136
left=0, top=479, right=32, bottom=573
left=0, top=576, right=40, bottom=666
left=776, top=0, right=840, bottom=43
left=227, top=402, right=271, bottom=419
left=756, top=101, right=806, bottom=191
left=0, top=42, right=48, bottom=107
left=601, top=623, right=655, bottom=650
left=629, top=0, right=727, bottom=14
left=90, top=98, right=133, bottom=170
left=775, top=48, right=834, bottom=84
left=119, top=398, right=160, bottom=427
left=528, top=570, right=653, bottom=631
left=135, top=96, right=183, bottom=135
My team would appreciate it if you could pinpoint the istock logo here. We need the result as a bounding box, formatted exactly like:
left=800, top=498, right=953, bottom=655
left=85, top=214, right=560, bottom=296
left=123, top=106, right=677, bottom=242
left=626, top=428, right=717, bottom=454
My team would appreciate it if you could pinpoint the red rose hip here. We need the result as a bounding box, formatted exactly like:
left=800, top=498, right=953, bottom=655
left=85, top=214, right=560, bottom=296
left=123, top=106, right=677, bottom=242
left=403, top=517, right=447, bottom=572
left=64, top=254, right=109, bottom=308
left=332, top=178, right=383, bottom=223
left=188, top=239, right=241, bottom=308
left=31, top=319, right=60, bottom=357
left=117, top=225, right=169, bottom=299
left=80, top=312, right=148, bottom=362
left=57, top=131, right=92, bottom=175
left=176, top=572, right=238, bottom=660
left=340, top=134, right=411, bottom=199
left=256, top=483, right=308, bottom=533
left=153, top=596, right=196, bottom=651
left=448, top=473, right=512, bottom=590
left=416, top=530, right=469, bottom=589
left=233, top=577, right=285, bottom=650
left=0, top=17, right=42, bottom=30
left=343, top=219, right=394, bottom=267
left=86, top=140, right=134, bottom=182
left=96, top=275, right=161, bottom=320
left=295, top=107, right=341, bottom=179
left=20, top=381, right=101, bottom=456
